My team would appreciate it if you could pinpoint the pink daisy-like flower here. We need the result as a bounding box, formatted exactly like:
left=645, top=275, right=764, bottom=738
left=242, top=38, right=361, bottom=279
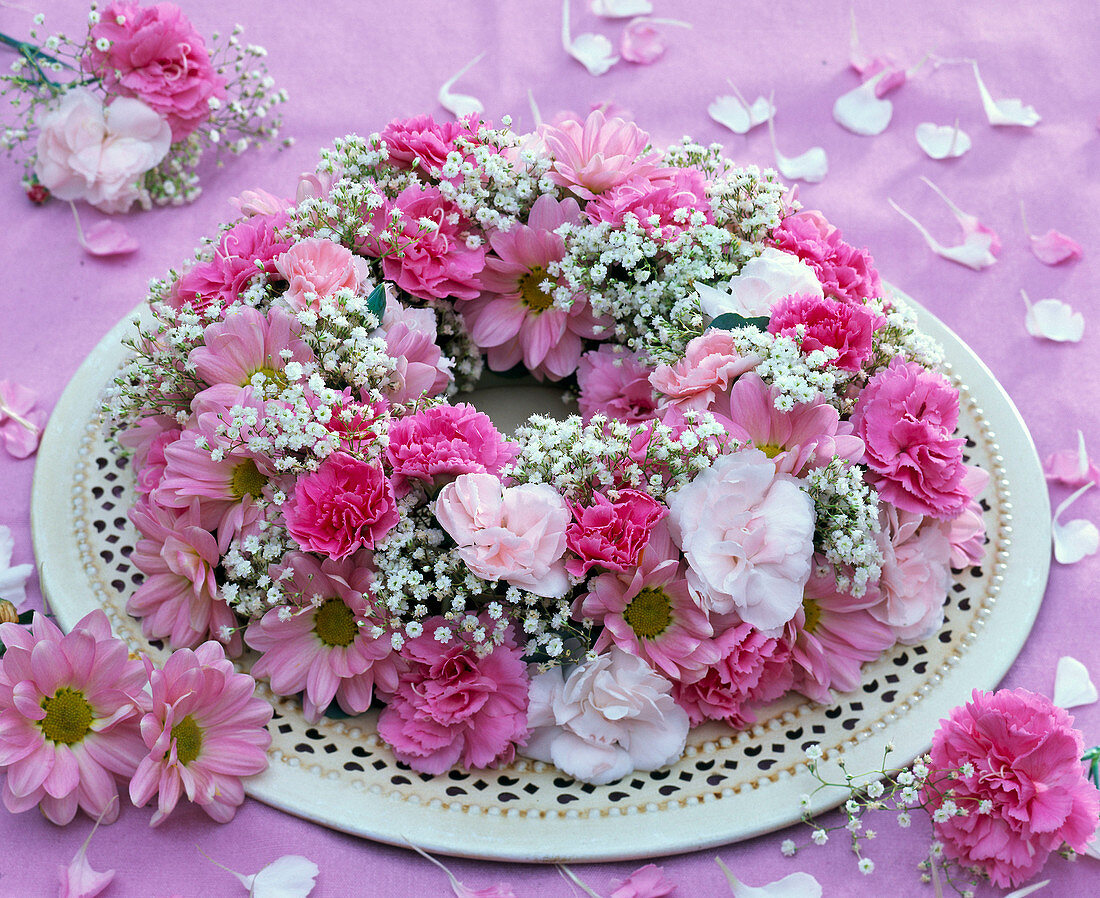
left=719, top=373, right=864, bottom=475
left=128, top=497, right=242, bottom=655
left=117, top=415, right=180, bottom=495
left=579, top=522, right=718, bottom=683
left=0, top=610, right=148, bottom=825
left=129, top=641, right=272, bottom=825
left=785, top=563, right=895, bottom=703
left=460, top=193, right=609, bottom=380
left=377, top=298, right=453, bottom=404
left=189, top=305, right=314, bottom=388
left=576, top=344, right=658, bottom=424
left=245, top=553, right=402, bottom=722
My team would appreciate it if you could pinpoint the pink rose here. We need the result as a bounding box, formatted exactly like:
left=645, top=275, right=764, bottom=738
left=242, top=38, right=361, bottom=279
left=377, top=299, right=453, bottom=404
left=771, top=210, right=884, bottom=305
left=274, top=237, right=362, bottom=312
left=34, top=88, right=171, bottom=213
left=649, top=330, right=759, bottom=416
left=434, top=473, right=570, bottom=598
left=283, top=452, right=398, bottom=559
left=767, top=292, right=882, bottom=372
left=385, top=404, right=517, bottom=496
left=84, top=1, right=225, bottom=142
left=376, top=620, right=528, bottom=774
left=851, top=357, right=971, bottom=520
left=926, top=688, right=1100, bottom=888
left=576, top=345, right=658, bottom=424
left=565, top=488, right=667, bottom=578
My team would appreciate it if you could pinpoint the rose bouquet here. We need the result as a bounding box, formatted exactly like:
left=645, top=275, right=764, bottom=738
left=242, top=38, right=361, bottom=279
left=0, top=1, right=287, bottom=211
left=103, top=109, right=988, bottom=786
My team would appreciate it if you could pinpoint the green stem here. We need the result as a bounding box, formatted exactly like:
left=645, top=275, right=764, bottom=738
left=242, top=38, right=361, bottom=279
left=0, top=31, right=74, bottom=70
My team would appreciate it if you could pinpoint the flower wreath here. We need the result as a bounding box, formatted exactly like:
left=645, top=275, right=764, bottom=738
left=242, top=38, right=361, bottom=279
left=106, top=109, right=988, bottom=785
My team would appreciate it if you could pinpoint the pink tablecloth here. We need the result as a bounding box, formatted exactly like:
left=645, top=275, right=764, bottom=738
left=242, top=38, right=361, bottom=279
left=2, top=1, right=1099, bottom=894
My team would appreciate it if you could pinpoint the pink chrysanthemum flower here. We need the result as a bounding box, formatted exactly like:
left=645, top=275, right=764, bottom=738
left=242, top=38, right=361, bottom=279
left=719, top=373, right=864, bottom=475
left=579, top=522, right=718, bottom=683
left=785, top=563, right=895, bottom=703
left=129, top=497, right=243, bottom=655
left=129, top=641, right=272, bottom=825
left=189, top=305, right=314, bottom=388
left=460, top=194, right=609, bottom=380
left=245, top=553, right=402, bottom=722
left=0, top=610, right=148, bottom=825
left=539, top=110, right=662, bottom=201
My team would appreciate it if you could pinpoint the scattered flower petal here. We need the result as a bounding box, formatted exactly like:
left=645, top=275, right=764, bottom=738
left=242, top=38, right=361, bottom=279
left=1003, top=883, right=1050, bottom=898
left=1022, top=290, right=1084, bottom=343
left=915, top=121, right=972, bottom=159
left=0, top=379, right=46, bottom=459
left=557, top=865, right=601, bottom=898
left=889, top=178, right=999, bottom=270
left=1052, top=483, right=1100, bottom=565
left=58, top=802, right=116, bottom=898
left=438, top=53, right=485, bottom=119
left=971, top=60, right=1040, bottom=127
left=766, top=102, right=827, bottom=183
left=1044, top=431, right=1100, bottom=488
left=1020, top=202, right=1083, bottom=265
left=1053, top=656, right=1097, bottom=710
left=0, top=525, right=33, bottom=608
left=846, top=7, right=907, bottom=94
left=1084, top=820, right=1100, bottom=861
left=223, top=855, right=319, bottom=898
left=69, top=202, right=138, bottom=256
left=610, top=863, right=676, bottom=898
left=591, top=0, right=652, bottom=16
left=833, top=71, right=894, bottom=135
left=406, top=840, right=516, bottom=897
left=715, top=858, right=822, bottom=898
left=563, top=0, right=619, bottom=75
left=708, top=82, right=774, bottom=134
left=621, top=18, right=690, bottom=65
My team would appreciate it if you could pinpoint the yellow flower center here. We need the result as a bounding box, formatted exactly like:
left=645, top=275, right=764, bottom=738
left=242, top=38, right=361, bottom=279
left=170, top=714, right=203, bottom=765
left=314, top=598, right=358, bottom=647
left=802, top=596, right=822, bottom=635
left=230, top=459, right=268, bottom=500
left=518, top=266, right=554, bottom=312
left=757, top=443, right=783, bottom=459
left=623, top=586, right=673, bottom=639
left=39, top=687, right=93, bottom=745
left=245, top=364, right=287, bottom=389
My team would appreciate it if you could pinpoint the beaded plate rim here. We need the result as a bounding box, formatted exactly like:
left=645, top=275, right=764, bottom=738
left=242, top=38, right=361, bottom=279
left=30, top=289, right=1051, bottom=862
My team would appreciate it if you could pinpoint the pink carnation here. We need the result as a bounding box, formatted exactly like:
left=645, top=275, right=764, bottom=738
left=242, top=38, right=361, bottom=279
left=926, top=688, right=1100, bottom=888
left=283, top=452, right=398, bottom=559
left=376, top=621, right=528, bottom=774
left=358, top=185, right=485, bottom=301
left=771, top=211, right=883, bottom=306
left=84, top=1, right=225, bottom=142
left=650, top=330, right=759, bottom=416
left=385, top=404, right=517, bottom=496
left=576, top=345, right=658, bottom=424
left=274, top=237, right=362, bottom=312
left=565, top=488, right=666, bottom=578
left=377, top=299, right=453, bottom=404
left=585, top=169, right=712, bottom=236
left=539, top=110, right=662, bottom=200
left=851, top=357, right=971, bottom=520
left=379, top=114, right=476, bottom=174
left=767, top=292, right=882, bottom=372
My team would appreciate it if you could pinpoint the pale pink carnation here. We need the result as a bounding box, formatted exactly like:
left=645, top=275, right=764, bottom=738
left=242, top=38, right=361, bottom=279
left=434, top=474, right=570, bottom=598
left=771, top=210, right=884, bottom=305
left=283, top=452, right=398, bottom=559
left=229, top=187, right=290, bottom=217
left=871, top=504, right=952, bottom=644
left=385, top=404, right=516, bottom=496
left=379, top=113, right=477, bottom=174
left=84, top=1, right=225, bottom=141
left=565, top=488, right=666, bottom=578
left=245, top=553, right=401, bottom=722
left=926, top=688, right=1100, bottom=888
left=376, top=621, right=528, bottom=774
left=767, top=292, right=882, bottom=372
left=585, top=169, right=712, bottom=236
left=525, top=647, right=689, bottom=785
left=189, top=304, right=314, bottom=388
left=0, top=610, right=148, bottom=825
left=461, top=193, right=608, bottom=380
left=576, top=345, right=658, bottom=424
left=852, top=357, right=971, bottom=520
left=668, top=448, right=815, bottom=630
left=377, top=298, right=453, bottom=403
left=358, top=185, right=485, bottom=301
left=539, top=110, right=662, bottom=201
left=720, top=373, right=864, bottom=475
left=130, top=641, right=271, bottom=825
left=650, top=330, right=759, bottom=416
left=274, top=238, right=362, bottom=312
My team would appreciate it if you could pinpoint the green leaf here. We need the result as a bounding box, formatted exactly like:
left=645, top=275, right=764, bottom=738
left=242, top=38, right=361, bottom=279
left=707, top=312, right=771, bottom=332
left=366, top=283, right=387, bottom=318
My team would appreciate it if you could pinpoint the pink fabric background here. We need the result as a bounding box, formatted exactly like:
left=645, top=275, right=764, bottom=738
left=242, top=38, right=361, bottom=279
left=2, top=1, right=1099, bottom=894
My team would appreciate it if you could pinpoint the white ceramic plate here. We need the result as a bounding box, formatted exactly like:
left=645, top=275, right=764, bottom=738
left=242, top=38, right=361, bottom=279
left=31, top=293, right=1050, bottom=862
